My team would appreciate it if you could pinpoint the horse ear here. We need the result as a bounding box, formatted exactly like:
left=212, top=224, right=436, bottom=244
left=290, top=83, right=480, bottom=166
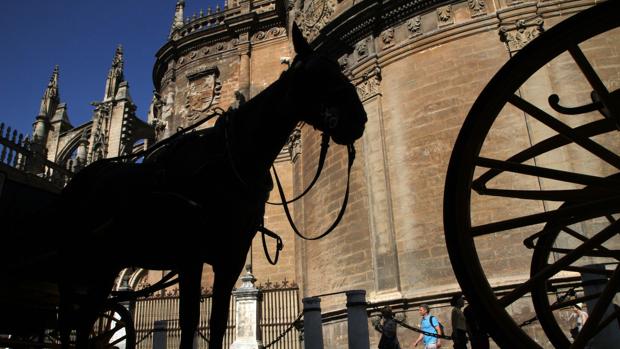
left=292, top=23, right=312, bottom=56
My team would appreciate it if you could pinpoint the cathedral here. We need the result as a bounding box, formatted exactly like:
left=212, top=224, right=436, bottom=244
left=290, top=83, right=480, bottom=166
left=4, top=0, right=618, bottom=348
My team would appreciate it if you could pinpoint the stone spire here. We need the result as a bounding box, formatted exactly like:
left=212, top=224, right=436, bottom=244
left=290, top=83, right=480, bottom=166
left=32, top=65, right=60, bottom=143
left=103, top=45, right=124, bottom=101
left=37, top=65, right=60, bottom=119
left=170, top=0, right=186, bottom=36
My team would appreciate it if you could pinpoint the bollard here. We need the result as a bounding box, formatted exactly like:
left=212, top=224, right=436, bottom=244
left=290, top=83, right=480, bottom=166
left=302, top=297, right=324, bottom=349
left=346, top=290, right=370, bottom=349
left=153, top=320, right=167, bottom=349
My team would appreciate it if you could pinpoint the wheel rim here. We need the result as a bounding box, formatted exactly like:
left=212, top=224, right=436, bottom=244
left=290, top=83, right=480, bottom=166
left=531, top=200, right=620, bottom=349
left=90, top=302, right=136, bottom=349
left=443, top=2, right=620, bottom=348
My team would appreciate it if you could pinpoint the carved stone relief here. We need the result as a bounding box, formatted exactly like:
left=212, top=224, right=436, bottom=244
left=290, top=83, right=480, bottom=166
left=406, top=15, right=422, bottom=37
left=381, top=28, right=395, bottom=48
left=185, top=67, right=222, bottom=115
left=356, top=66, right=381, bottom=102
left=437, top=5, right=454, bottom=27
left=356, top=39, right=369, bottom=60
left=338, top=55, right=349, bottom=72
left=251, top=27, right=286, bottom=43
left=499, top=17, right=544, bottom=53
left=468, top=0, right=487, bottom=17
left=295, top=0, right=336, bottom=41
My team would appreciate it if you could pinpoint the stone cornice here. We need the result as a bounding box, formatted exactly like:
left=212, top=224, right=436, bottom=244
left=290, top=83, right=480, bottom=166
left=312, top=0, right=451, bottom=55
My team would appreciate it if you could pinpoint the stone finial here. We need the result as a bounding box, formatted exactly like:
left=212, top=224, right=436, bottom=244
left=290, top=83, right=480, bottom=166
left=171, top=0, right=186, bottom=32
left=38, top=65, right=60, bottom=118
left=216, top=3, right=221, bottom=12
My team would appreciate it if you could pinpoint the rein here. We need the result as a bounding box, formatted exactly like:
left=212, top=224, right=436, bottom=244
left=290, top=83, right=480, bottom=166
left=266, top=132, right=330, bottom=205
left=272, top=144, right=356, bottom=241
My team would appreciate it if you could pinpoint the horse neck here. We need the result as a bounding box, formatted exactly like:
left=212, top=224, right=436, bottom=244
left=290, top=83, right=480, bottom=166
left=230, top=72, right=300, bottom=173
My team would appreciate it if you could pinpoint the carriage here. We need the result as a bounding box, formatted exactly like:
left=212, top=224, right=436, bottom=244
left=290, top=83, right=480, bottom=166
left=0, top=1, right=618, bottom=348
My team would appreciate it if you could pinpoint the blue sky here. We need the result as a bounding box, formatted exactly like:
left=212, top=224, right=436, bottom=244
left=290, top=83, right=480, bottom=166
left=0, top=0, right=222, bottom=137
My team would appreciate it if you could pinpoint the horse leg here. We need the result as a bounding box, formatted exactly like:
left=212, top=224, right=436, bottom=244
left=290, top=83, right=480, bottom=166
left=209, top=259, right=246, bottom=349
left=179, top=263, right=203, bottom=349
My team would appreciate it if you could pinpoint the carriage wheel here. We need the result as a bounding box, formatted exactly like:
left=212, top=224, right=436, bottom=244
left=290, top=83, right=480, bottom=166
left=530, top=200, right=620, bottom=348
left=89, top=302, right=136, bottom=349
left=443, top=1, right=620, bottom=348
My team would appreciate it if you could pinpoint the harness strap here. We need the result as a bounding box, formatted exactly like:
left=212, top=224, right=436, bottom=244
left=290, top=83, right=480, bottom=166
left=267, top=133, right=330, bottom=205
left=272, top=144, right=356, bottom=241
left=258, top=225, right=284, bottom=265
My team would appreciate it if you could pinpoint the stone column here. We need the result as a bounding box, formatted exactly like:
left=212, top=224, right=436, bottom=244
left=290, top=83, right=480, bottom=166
left=357, top=66, right=401, bottom=297
left=238, top=41, right=251, bottom=101
left=302, top=297, right=323, bottom=349
left=346, top=290, right=370, bottom=349
left=231, top=266, right=262, bottom=349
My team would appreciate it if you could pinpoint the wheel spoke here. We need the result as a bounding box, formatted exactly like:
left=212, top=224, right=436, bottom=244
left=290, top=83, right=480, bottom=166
left=549, top=293, right=601, bottom=311
left=476, top=157, right=614, bottom=187
left=569, top=45, right=610, bottom=101
left=471, top=196, right=620, bottom=236
left=508, top=94, right=620, bottom=169
left=499, top=220, right=620, bottom=307
left=562, top=265, right=617, bottom=275
left=474, top=119, right=615, bottom=187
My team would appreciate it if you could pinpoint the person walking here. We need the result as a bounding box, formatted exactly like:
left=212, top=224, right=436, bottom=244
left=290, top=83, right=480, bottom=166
left=413, top=304, right=442, bottom=349
left=450, top=294, right=468, bottom=349
left=374, top=306, right=401, bottom=349
left=570, top=303, right=589, bottom=339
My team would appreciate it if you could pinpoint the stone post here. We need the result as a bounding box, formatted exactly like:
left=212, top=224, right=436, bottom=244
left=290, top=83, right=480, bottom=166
left=231, top=266, right=263, bottom=349
left=302, top=297, right=323, bottom=349
left=346, top=290, right=370, bottom=349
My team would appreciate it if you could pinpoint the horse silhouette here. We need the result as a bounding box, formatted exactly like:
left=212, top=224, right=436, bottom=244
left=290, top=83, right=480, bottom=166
left=56, top=24, right=367, bottom=349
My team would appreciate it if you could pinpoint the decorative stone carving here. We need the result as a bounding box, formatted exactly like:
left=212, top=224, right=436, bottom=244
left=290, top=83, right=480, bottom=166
left=499, top=17, right=544, bottom=53
left=287, top=128, right=302, bottom=163
left=254, top=31, right=266, bottom=41
left=190, top=50, right=197, bottom=59
left=356, top=66, right=381, bottom=102
left=356, top=40, right=368, bottom=59
left=381, top=28, right=395, bottom=47
left=437, top=5, right=453, bottom=27
left=296, top=0, right=336, bottom=41
left=406, top=15, right=422, bottom=37
left=216, top=42, right=225, bottom=51
left=468, top=0, right=487, bottom=17
left=185, top=67, right=222, bottom=114
left=338, top=55, right=349, bottom=72
left=252, top=27, right=286, bottom=43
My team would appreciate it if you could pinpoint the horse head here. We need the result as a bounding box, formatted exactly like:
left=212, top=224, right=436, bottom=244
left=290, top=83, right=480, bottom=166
left=288, top=24, right=367, bottom=145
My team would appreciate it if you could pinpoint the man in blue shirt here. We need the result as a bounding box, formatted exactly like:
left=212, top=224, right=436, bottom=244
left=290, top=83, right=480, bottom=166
left=413, top=304, right=442, bottom=348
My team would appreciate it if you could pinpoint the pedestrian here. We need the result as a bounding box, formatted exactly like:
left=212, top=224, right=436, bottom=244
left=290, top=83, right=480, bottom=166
left=450, top=294, right=468, bottom=349
left=570, top=303, right=589, bottom=339
left=463, top=305, right=489, bottom=349
left=413, top=304, right=443, bottom=348
left=374, top=306, right=401, bottom=349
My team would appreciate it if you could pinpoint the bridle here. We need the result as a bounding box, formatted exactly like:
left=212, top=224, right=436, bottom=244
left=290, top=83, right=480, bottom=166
left=222, top=62, right=360, bottom=265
